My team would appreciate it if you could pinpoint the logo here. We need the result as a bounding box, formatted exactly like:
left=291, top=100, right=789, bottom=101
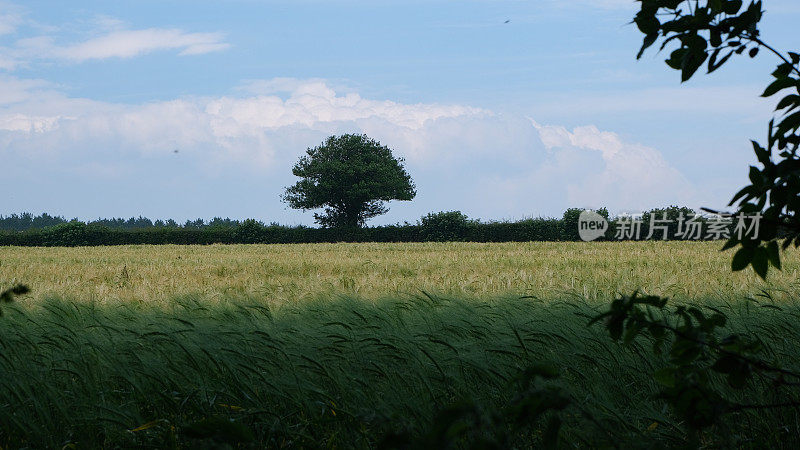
left=578, top=210, right=608, bottom=242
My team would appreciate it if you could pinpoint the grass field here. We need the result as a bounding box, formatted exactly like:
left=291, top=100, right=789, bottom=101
left=2, top=242, right=800, bottom=448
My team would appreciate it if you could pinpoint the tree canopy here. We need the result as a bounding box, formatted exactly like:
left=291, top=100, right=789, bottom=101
left=282, top=134, right=416, bottom=228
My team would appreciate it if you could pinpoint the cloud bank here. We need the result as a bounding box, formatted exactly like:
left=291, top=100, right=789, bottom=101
left=532, top=121, right=696, bottom=212
left=0, top=76, right=704, bottom=221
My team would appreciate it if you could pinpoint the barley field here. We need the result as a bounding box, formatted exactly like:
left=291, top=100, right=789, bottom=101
left=2, top=241, right=799, bottom=306
left=2, top=242, right=800, bottom=448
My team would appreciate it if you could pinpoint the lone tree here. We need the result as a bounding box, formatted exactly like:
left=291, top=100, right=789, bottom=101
left=282, top=134, right=416, bottom=228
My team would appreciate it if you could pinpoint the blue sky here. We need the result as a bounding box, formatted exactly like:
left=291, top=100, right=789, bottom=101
left=1, top=0, right=798, bottom=224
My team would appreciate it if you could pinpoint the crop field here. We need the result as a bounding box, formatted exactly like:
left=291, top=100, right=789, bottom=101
left=2, top=242, right=800, bottom=447
left=3, top=241, right=800, bottom=305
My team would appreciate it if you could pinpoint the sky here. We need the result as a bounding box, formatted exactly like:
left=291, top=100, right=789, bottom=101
left=1, top=0, right=799, bottom=225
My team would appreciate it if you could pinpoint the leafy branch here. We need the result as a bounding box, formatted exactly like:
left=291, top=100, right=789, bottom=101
left=590, top=292, right=800, bottom=443
left=633, top=0, right=800, bottom=278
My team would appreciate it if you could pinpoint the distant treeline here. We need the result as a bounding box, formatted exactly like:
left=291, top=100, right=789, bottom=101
left=0, top=207, right=750, bottom=246
left=0, top=212, right=241, bottom=231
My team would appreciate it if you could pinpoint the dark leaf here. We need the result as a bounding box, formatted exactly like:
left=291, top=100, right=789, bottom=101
left=772, top=63, right=793, bottom=78
left=638, top=33, right=659, bottom=59
left=752, top=246, right=769, bottom=279
left=762, top=77, right=796, bottom=98
left=732, top=246, right=754, bottom=271
left=708, top=48, right=734, bottom=73
left=723, top=0, right=743, bottom=14
left=665, top=47, right=688, bottom=70
left=766, top=240, right=781, bottom=269
left=634, top=14, right=661, bottom=35
left=776, top=95, right=800, bottom=112
left=682, top=49, right=709, bottom=82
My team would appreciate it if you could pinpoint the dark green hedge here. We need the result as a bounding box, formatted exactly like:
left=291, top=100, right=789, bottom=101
left=0, top=206, right=740, bottom=246
left=0, top=218, right=569, bottom=246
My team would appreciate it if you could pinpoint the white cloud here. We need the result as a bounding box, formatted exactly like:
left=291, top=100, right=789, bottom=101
left=0, top=13, right=20, bottom=35
left=0, top=55, right=18, bottom=71
left=237, top=77, right=334, bottom=95
left=89, top=15, right=126, bottom=32
left=0, top=113, right=62, bottom=132
left=0, top=6, right=229, bottom=70
left=0, top=75, right=52, bottom=104
left=0, top=76, right=483, bottom=163
left=48, top=29, right=229, bottom=61
left=207, top=81, right=483, bottom=132
left=0, top=1, right=23, bottom=36
left=0, top=3, right=25, bottom=68
left=531, top=121, right=698, bottom=212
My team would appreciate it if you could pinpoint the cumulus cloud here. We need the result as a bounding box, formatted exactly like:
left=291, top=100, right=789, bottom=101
left=0, top=113, right=62, bottom=132
left=208, top=81, right=484, bottom=132
left=0, top=76, right=702, bottom=221
left=0, top=76, right=485, bottom=165
left=237, top=77, right=339, bottom=95
left=531, top=121, right=698, bottom=212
